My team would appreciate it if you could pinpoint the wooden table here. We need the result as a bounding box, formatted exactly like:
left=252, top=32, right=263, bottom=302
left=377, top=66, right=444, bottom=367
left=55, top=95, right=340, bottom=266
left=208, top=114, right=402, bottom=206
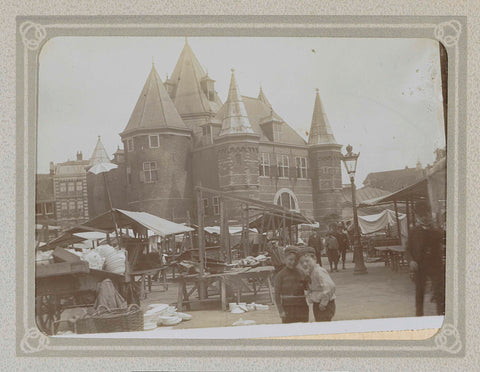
left=374, top=246, right=407, bottom=272
left=130, top=267, right=169, bottom=300
left=173, top=266, right=275, bottom=311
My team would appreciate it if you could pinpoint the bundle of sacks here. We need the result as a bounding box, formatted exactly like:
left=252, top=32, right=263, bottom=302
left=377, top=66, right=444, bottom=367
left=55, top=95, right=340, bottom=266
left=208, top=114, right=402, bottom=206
left=143, top=304, right=192, bottom=330
left=96, top=244, right=126, bottom=274
left=64, top=248, right=105, bottom=270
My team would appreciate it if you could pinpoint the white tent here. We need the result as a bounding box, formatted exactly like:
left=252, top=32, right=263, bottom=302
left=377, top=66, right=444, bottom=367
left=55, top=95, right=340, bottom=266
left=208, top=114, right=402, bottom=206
left=357, top=209, right=408, bottom=249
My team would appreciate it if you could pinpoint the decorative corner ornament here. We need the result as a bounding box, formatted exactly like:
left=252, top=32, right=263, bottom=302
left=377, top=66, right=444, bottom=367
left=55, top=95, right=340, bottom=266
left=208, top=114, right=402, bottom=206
left=20, top=327, right=50, bottom=354
left=434, top=323, right=462, bottom=354
left=434, top=20, right=462, bottom=48
left=19, top=21, right=47, bottom=51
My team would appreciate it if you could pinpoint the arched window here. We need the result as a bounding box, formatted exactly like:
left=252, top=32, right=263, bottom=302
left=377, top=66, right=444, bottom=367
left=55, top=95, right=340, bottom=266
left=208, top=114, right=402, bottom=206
left=273, top=188, right=300, bottom=212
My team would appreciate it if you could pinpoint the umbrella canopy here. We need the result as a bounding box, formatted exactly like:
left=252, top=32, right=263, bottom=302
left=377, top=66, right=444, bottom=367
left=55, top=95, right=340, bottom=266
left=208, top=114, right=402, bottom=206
left=88, top=162, right=118, bottom=175
left=84, top=209, right=194, bottom=237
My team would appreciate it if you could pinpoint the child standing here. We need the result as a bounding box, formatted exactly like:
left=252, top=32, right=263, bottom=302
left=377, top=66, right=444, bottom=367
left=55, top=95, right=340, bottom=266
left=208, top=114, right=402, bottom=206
left=325, top=231, right=340, bottom=272
left=274, top=246, right=309, bottom=323
left=298, top=247, right=336, bottom=322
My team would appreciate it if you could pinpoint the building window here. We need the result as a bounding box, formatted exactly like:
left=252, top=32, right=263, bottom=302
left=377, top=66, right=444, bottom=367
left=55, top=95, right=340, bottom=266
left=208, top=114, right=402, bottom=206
left=67, top=182, right=75, bottom=193
left=59, top=182, right=66, bottom=193
left=143, top=161, right=158, bottom=183
left=127, top=138, right=134, bottom=152
left=202, top=125, right=213, bottom=145
left=274, top=188, right=299, bottom=212
left=35, top=203, right=43, bottom=216
left=259, top=153, right=270, bottom=177
left=213, top=197, right=220, bottom=215
left=77, top=200, right=83, bottom=213
left=61, top=201, right=67, bottom=216
left=202, top=125, right=211, bottom=136
left=149, top=135, right=160, bottom=148
left=277, top=154, right=289, bottom=178
left=273, top=122, right=282, bottom=142
left=76, top=181, right=83, bottom=191
left=68, top=200, right=76, bottom=211
left=203, top=198, right=209, bottom=213
left=45, top=202, right=54, bottom=215
left=126, top=166, right=132, bottom=185
left=295, top=157, right=308, bottom=179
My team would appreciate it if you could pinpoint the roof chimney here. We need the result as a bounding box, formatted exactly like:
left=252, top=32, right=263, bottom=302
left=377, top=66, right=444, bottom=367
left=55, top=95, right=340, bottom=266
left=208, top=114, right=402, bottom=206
left=76, top=151, right=83, bottom=161
left=49, top=161, right=54, bottom=175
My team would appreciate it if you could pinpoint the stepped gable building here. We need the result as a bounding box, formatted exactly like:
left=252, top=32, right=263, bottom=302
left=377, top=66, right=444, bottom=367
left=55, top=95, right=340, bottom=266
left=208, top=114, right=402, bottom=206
left=114, top=39, right=343, bottom=226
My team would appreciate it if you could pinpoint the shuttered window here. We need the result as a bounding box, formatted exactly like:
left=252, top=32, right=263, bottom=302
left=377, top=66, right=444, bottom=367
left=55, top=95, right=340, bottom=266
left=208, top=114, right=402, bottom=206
left=143, top=161, right=158, bottom=183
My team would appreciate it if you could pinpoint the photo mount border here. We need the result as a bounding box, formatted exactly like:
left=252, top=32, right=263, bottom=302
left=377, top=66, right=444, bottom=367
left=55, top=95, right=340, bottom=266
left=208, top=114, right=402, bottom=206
left=15, top=15, right=467, bottom=357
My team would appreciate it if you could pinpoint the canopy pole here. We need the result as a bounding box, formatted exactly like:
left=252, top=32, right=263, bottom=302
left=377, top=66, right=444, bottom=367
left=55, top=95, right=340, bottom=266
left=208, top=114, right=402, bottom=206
left=196, top=189, right=206, bottom=277
left=406, top=199, right=411, bottom=229
left=243, top=203, right=249, bottom=258
left=393, top=200, right=402, bottom=239
left=103, top=172, right=121, bottom=248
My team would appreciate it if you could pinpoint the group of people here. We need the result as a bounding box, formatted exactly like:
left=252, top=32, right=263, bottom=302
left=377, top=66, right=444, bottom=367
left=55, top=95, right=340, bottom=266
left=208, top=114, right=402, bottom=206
left=274, top=245, right=336, bottom=324
left=307, top=223, right=350, bottom=273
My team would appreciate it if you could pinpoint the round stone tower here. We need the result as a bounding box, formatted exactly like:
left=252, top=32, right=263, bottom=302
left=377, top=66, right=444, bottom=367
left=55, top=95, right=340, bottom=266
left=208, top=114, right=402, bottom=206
left=308, top=89, right=343, bottom=225
left=120, top=64, right=193, bottom=222
left=214, top=69, right=260, bottom=216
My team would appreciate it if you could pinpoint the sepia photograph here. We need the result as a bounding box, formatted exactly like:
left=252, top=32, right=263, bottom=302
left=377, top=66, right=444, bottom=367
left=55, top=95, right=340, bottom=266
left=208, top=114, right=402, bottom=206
left=34, top=35, right=447, bottom=338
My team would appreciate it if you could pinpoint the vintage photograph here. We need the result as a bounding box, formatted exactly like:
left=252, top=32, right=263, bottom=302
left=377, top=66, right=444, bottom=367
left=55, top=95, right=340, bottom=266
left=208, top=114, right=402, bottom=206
left=34, top=36, right=447, bottom=337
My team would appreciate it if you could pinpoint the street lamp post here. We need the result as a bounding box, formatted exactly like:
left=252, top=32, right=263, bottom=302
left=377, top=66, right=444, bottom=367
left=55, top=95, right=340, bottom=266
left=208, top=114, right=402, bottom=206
left=342, top=144, right=368, bottom=275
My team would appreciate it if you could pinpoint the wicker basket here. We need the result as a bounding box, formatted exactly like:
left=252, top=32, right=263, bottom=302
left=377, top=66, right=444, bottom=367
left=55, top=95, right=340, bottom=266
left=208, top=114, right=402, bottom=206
left=70, top=308, right=97, bottom=334
left=93, top=304, right=143, bottom=333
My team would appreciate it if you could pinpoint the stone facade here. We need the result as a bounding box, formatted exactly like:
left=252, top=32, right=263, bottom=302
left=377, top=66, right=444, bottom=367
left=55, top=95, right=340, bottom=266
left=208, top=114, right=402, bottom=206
left=97, top=40, right=345, bottom=228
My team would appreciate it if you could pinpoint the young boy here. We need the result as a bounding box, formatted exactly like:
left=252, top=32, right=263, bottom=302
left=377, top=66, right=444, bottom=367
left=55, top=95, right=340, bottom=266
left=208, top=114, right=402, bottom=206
left=298, top=247, right=336, bottom=322
left=274, top=246, right=309, bottom=323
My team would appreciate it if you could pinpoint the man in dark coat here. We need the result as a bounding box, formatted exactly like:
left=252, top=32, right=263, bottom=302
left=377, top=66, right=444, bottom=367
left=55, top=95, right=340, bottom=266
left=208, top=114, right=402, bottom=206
left=308, top=230, right=324, bottom=266
left=335, top=223, right=350, bottom=270
left=407, top=201, right=445, bottom=316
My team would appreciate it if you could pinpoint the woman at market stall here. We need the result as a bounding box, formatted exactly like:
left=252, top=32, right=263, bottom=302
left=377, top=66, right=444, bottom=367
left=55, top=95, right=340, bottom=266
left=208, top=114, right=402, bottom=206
left=274, top=246, right=309, bottom=324
left=298, top=247, right=336, bottom=322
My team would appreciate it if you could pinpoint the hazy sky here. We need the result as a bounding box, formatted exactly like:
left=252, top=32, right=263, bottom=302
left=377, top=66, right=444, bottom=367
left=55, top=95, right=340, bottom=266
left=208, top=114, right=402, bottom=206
left=37, top=37, right=445, bottom=185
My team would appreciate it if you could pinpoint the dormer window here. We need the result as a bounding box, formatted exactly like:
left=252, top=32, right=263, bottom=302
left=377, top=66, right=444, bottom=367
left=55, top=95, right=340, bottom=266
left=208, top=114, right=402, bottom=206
left=273, top=122, right=282, bottom=142
left=201, top=76, right=215, bottom=102
left=149, top=134, right=160, bottom=148
left=126, top=138, right=134, bottom=152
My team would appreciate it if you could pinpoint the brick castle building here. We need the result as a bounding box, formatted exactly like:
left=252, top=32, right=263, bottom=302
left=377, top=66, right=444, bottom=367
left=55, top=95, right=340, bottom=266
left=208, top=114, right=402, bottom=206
left=93, top=39, right=345, bottom=226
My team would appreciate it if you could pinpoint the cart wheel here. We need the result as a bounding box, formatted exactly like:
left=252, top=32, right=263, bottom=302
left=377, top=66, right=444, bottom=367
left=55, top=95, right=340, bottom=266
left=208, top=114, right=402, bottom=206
left=35, top=295, right=61, bottom=335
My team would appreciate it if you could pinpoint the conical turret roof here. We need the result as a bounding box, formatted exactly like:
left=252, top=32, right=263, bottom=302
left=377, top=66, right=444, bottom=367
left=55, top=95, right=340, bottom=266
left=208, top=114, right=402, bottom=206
left=308, top=89, right=337, bottom=145
left=219, top=69, right=255, bottom=136
left=89, top=136, right=111, bottom=167
left=169, top=39, right=222, bottom=115
left=122, top=64, right=187, bottom=135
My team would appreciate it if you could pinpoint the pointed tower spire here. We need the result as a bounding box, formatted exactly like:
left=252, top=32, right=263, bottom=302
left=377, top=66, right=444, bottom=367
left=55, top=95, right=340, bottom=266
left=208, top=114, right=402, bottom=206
left=257, top=84, right=272, bottom=107
left=121, top=64, right=187, bottom=135
left=308, top=88, right=337, bottom=145
left=89, top=136, right=111, bottom=167
left=169, top=39, right=222, bottom=116
left=219, top=69, right=255, bottom=136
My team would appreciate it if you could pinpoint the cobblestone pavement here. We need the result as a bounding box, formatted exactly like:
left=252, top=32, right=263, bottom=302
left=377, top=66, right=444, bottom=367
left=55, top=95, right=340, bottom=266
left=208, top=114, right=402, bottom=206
left=142, top=252, right=439, bottom=329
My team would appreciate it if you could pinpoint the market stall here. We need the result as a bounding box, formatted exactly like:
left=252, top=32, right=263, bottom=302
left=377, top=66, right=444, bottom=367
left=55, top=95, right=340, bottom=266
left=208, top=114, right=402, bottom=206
left=172, top=186, right=312, bottom=311
left=36, top=208, right=194, bottom=334
left=359, top=157, right=446, bottom=269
